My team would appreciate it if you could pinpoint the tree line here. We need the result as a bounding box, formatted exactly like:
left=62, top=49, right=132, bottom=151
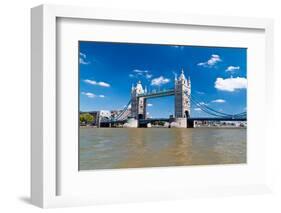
left=80, top=113, right=94, bottom=125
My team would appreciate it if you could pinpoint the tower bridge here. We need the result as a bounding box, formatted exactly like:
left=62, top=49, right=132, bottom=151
left=129, top=69, right=190, bottom=127
left=98, top=69, right=246, bottom=128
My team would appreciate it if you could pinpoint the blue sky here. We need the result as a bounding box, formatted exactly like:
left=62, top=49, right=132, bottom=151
left=79, top=41, right=247, bottom=118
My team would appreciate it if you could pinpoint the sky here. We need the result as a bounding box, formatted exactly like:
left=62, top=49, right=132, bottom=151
left=79, top=41, right=247, bottom=118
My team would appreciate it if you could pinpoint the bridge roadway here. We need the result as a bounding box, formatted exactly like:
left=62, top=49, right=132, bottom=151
left=100, top=117, right=247, bottom=127
left=140, top=117, right=246, bottom=122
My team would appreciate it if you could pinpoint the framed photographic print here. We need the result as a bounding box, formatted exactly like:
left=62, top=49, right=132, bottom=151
left=31, top=4, right=274, bottom=208
left=78, top=41, right=247, bottom=170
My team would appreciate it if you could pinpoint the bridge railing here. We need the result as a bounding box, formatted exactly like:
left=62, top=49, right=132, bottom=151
left=137, top=88, right=174, bottom=98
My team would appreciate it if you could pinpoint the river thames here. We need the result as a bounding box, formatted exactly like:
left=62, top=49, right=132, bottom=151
left=79, top=127, right=246, bottom=170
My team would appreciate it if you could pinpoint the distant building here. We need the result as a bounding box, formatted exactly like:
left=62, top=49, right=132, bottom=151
left=99, top=110, right=111, bottom=118
left=110, top=110, right=120, bottom=118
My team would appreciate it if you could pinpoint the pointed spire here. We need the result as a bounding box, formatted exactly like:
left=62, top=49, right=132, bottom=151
left=179, top=68, right=186, bottom=80
left=136, top=80, right=144, bottom=94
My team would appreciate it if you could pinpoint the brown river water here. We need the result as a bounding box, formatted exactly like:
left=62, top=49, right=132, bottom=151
left=79, top=127, right=246, bottom=170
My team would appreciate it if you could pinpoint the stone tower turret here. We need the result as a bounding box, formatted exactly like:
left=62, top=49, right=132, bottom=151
left=131, top=81, right=147, bottom=119
left=174, top=69, right=191, bottom=118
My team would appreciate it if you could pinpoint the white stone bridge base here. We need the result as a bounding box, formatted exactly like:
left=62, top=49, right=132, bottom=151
left=170, top=118, right=187, bottom=128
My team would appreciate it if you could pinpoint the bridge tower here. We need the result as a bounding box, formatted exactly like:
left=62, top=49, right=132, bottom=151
left=174, top=69, right=191, bottom=127
left=131, top=81, right=147, bottom=119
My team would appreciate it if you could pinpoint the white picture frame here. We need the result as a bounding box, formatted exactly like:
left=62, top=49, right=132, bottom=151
left=31, top=4, right=274, bottom=208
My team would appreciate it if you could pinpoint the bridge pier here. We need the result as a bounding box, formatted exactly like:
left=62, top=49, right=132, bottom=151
left=138, top=122, right=147, bottom=128
left=187, top=119, right=194, bottom=128
left=100, top=122, right=110, bottom=127
left=169, top=117, right=187, bottom=128
left=123, top=118, right=138, bottom=128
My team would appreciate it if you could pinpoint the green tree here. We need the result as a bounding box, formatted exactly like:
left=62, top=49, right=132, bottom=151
left=159, top=121, right=165, bottom=126
left=80, top=113, right=94, bottom=125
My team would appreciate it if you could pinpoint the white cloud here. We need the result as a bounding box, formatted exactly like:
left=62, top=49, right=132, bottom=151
left=79, top=58, right=90, bottom=65
left=215, top=77, right=247, bottom=92
left=79, top=52, right=90, bottom=65
left=198, top=54, right=222, bottom=68
left=81, top=92, right=105, bottom=98
left=130, top=69, right=152, bottom=79
left=145, top=74, right=153, bottom=79
left=84, top=79, right=110, bottom=87
left=79, top=52, right=86, bottom=58
left=151, top=76, right=170, bottom=86
left=199, top=102, right=208, bottom=106
left=147, top=103, right=153, bottom=107
left=133, top=69, right=149, bottom=74
left=194, top=108, right=202, bottom=111
left=98, top=82, right=110, bottom=87
left=212, top=99, right=226, bottom=103
left=196, top=91, right=205, bottom=95
left=81, top=92, right=96, bottom=98
left=226, top=66, right=240, bottom=72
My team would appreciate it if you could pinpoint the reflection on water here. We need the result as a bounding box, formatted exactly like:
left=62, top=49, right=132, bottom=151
left=79, top=128, right=246, bottom=170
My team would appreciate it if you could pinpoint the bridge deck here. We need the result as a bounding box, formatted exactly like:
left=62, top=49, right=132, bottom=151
left=187, top=117, right=246, bottom=121
left=100, top=117, right=247, bottom=124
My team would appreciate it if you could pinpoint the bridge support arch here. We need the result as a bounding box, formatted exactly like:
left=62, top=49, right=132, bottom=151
left=187, top=119, right=194, bottom=128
